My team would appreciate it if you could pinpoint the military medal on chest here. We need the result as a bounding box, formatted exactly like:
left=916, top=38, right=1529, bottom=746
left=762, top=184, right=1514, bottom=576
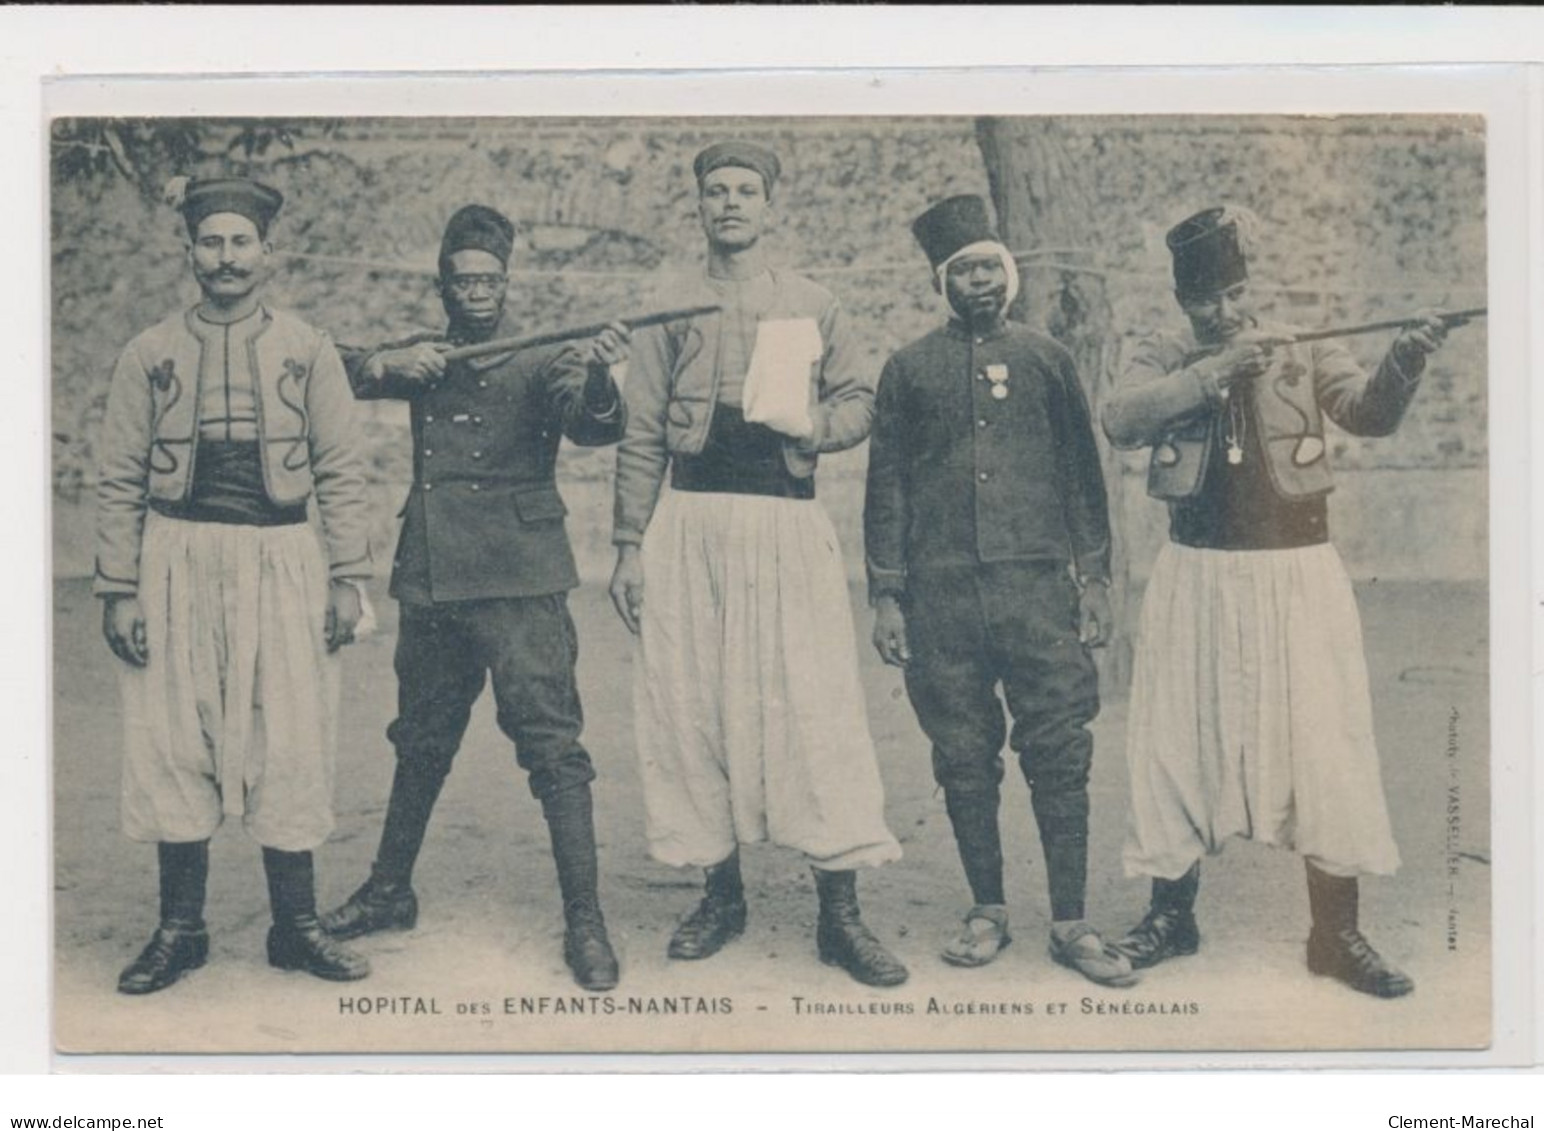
left=983, top=363, right=1010, bottom=400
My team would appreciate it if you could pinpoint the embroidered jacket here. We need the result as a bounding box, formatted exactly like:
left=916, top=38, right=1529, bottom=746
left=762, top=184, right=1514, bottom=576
left=93, top=305, right=373, bottom=597
left=1102, top=319, right=1425, bottom=502
left=612, top=267, right=873, bottom=546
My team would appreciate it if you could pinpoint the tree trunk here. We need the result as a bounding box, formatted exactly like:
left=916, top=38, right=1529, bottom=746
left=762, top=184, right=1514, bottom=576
left=974, top=117, right=1135, bottom=693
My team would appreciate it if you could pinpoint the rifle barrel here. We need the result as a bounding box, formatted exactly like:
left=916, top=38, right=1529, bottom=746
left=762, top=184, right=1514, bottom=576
left=1187, top=307, right=1486, bottom=361
left=441, top=304, right=723, bottom=363
left=1288, top=307, right=1487, bottom=345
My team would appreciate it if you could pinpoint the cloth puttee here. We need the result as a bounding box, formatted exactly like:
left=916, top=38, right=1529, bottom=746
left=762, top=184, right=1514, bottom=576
left=633, top=490, right=903, bottom=871
left=117, top=512, right=341, bottom=851
left=1121, top=541, right=1401, bottom=881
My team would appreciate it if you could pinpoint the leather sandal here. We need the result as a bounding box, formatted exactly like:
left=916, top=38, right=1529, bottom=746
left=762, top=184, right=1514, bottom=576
left=1049, top=921, right=1139, bottom=988
left=941, top=904, right=1012, bottom=968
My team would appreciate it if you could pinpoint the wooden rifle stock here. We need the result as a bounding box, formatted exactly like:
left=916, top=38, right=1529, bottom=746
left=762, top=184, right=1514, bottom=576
left=440, top=304, right=722, bottom=363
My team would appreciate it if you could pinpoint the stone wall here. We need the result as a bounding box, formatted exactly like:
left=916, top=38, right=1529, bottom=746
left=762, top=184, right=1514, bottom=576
left=50, top=115, right=1487, bottom=581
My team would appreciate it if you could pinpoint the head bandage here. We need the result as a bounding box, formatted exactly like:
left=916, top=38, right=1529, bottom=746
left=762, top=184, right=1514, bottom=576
left=939, top=240, right=1021, bottom=308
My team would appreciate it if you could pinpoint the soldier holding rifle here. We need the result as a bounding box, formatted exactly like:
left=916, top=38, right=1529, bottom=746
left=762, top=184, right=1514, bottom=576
left=1102, top=206, right=1456, bottom=998
left=322, top=205, right=633, bottom=992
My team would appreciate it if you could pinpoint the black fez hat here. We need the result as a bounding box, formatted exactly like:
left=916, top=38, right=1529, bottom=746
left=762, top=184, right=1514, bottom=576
left=175, top=177, right=284, bottom=238
left=693, top=141, right=781, bottom=193
left=910, top=194, right=1000, bottom=271
left=1167, top=207, right=1249, bottom=299
left=439, top=204, right=516, bottom=270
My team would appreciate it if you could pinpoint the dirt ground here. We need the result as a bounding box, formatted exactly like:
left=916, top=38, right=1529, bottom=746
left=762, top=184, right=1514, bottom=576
left=50, top=575, right=1490, bottom=1058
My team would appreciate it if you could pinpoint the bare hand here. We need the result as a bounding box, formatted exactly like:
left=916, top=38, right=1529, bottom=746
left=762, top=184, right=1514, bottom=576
left=1214, top=340, right=1274, bottom=388
left=1078, top=583, right=1113, bottom=648
left=103, top=595, right=148, bottom=667
left=325, top=581, right=363, bottom=652
left=376, top=342, right=450, bottom=385
left=587, top=322, right=632, bottom=370
left=871, top=597, right=911, bottom=668
left=1392, top=308, right=1449, bottom=366
left=609, top=546, right=645, bottom=635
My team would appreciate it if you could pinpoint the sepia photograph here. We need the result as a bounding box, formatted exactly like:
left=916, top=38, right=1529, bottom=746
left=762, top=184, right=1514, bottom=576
left=48, top=108, right=1492, bottom=1058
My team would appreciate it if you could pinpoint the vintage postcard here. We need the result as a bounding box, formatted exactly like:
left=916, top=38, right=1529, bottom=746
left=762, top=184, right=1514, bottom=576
left=47, top=87, right=1508, bottom=1062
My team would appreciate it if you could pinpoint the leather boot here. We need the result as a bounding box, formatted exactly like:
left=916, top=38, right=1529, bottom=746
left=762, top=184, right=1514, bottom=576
left=118, top=919, right=209, bottom=995
left=668, top=849, right=748, bottom=961
left=813, top=868, right=909, bottom=988
left=157, top=839, right=210, bottom=923
left=1112, top=861, right=1201, bottom=970
left=320, top=755, right=444, bottom=938
left=543, top=785, right=619, bottom=992
left=268, top=915, right=372, bottom=982
left=1305, top=863, right=1413, bottom=999
left=320, top=874, right=419, bottom=940
left=563, top=897, right=620, bottom=992
left=118, top=840, right=210, bottom=995
left=264, top=848, right=370, bottom=982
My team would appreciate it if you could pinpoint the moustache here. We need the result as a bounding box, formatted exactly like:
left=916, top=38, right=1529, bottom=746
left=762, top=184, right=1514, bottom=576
left=203, top=267, right=252, bottom=280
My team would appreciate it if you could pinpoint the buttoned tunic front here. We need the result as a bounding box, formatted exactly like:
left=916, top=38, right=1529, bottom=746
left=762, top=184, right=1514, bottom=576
left=863, top=316, right=1112, bottom=917
left=347, top=321, right=624, bottom=604
left=342, top=318, right=625, bottom=802
left=864, top=319, right=1111, bottom=600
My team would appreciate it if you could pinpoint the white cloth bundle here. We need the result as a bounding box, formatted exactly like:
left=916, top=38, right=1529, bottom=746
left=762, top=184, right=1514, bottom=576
left=741, top=317, right=824, bottom=439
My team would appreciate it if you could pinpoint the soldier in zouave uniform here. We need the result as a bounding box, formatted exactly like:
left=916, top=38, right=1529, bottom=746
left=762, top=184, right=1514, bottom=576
left=321, top=205, right=631, bottom=992
left=864, top=195, right=1135, bottom=988
left=1102, top=207, right=1450, bottom=998
left=95, top=176, right=374, bottom=993
left=610, top=141, right=908, bottom=988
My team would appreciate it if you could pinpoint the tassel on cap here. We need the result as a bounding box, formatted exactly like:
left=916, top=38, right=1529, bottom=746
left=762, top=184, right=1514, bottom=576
left=162, top=175, right=190, bottom=211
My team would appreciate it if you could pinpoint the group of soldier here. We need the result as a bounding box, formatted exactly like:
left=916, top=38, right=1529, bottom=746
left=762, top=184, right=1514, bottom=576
left=92, top=139, right=1451, bottom=1004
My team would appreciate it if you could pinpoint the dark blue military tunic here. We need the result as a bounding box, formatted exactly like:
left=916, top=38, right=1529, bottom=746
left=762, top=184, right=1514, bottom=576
left=348, top=323, right=623, bottom=603
left=863, top=316, right=1112, bottom=917
left=864, top=318, right=1110, bottom=597
left=341, top=317, right=624, bottom=800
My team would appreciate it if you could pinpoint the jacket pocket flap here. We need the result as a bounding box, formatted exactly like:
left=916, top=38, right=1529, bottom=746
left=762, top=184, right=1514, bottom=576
left=513, top=485, right=568, bottom=522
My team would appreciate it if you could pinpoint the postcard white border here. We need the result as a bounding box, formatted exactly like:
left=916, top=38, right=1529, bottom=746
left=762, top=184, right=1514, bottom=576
left=4, top=4, right=1541, bottom=1121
